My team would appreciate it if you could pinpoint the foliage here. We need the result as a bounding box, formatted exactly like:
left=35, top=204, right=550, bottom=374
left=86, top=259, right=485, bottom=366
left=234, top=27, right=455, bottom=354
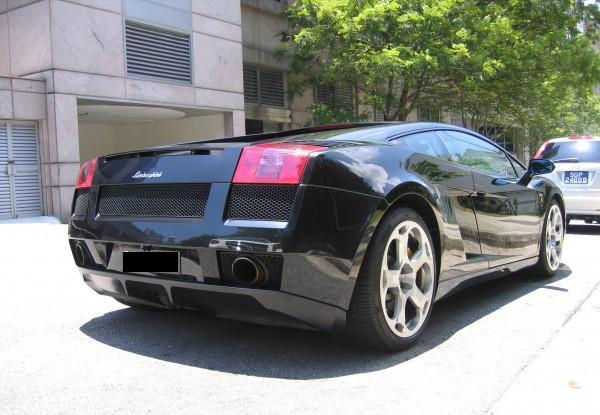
left=309, top=103, right=368, bottom=124
left=279, top=0, right=600, bottom=146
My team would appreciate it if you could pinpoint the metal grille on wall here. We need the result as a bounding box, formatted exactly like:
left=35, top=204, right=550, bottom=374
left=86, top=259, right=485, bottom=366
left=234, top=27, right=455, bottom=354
left=0, top=123, right=42, bottom=219
left=417, top=104, right=441, bottom=122
left=315, top=84, right=354, bottom=109
left=125, top=20, right=192, bottom=83
left=243, top=65, right=285, bottom=107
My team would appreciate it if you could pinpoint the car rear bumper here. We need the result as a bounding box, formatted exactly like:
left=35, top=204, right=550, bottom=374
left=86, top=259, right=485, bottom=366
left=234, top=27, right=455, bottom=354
left=80, top=267, right=347, bottom=331
left=563, top=194, right=600, bottom=215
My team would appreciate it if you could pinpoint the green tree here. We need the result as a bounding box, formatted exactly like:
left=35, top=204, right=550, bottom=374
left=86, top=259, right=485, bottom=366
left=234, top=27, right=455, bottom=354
left=280, top=0, right=600, bottom=141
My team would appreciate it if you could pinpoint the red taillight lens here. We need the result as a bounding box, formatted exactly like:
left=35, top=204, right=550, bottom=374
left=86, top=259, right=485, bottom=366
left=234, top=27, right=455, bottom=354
left=75, top=158, right=98, bottom=189
left=533, top=141, right=548, bottom=159
left=233, top=143, right=325, bottom=184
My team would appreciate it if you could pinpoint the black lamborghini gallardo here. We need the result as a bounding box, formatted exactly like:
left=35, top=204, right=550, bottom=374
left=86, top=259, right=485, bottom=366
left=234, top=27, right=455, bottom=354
left=69, top=123, right=564, bottom=350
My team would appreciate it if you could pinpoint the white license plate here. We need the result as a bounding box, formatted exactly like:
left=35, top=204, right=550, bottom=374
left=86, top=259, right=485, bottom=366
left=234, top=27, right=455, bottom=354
left=564, top=171, right=588, bottom=184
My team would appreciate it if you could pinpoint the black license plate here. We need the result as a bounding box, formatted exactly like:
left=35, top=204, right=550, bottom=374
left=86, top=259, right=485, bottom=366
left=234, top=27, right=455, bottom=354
left=564, top=171, right=588, bottom=184
left=123, top=251, right=180, bottom=273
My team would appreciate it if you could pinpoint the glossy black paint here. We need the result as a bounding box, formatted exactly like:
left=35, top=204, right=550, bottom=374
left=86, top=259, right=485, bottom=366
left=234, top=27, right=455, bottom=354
left=69, top=122, right=564, bottom=331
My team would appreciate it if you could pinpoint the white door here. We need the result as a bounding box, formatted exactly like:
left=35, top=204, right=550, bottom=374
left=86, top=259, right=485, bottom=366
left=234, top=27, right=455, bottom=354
left=0, top=123, right=42, bottom=219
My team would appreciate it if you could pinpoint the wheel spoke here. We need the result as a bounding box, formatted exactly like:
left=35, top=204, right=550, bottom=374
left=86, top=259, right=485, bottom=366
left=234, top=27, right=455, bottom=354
left=382, top=269, right=400, bottom=291
left=394, top=294, right=407, bottom=327
left=411, top=246, right=429, bottom=270
left=409, top=287, right=428, bottom=311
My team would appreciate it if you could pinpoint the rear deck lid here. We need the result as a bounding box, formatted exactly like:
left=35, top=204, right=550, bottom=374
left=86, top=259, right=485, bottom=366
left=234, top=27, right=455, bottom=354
left=95, top=144, right=243, bottom=185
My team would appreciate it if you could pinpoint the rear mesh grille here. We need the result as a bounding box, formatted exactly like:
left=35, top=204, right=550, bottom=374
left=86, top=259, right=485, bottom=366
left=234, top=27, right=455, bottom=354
left=73, top=190, right=89, bottom=217
left=226, top=184, right=297, bottom=222
left=98, top=184, right=210, bottom=218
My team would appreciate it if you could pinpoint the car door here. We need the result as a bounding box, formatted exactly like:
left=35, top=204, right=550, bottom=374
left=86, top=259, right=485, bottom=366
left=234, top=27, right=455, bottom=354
left=393, top=131, right=488, bottom=280
left=437, top=130, right=540, bottom=267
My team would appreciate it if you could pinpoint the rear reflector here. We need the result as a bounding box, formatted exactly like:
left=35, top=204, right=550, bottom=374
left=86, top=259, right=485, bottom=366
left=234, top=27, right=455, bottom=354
left=75, top=158, right=98, bottom=189
left=233, top=143, right=325, bottom=184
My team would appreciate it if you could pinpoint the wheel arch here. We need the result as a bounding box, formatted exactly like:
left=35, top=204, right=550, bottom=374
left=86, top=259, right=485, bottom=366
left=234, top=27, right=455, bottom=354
left=349, top=181, right=444, bottom=290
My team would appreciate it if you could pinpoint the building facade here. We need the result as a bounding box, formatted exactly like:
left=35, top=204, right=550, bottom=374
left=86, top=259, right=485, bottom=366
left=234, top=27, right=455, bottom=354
left=0, top=0, right=526, bottom=222
left=1, top=0, right=245, bottom=221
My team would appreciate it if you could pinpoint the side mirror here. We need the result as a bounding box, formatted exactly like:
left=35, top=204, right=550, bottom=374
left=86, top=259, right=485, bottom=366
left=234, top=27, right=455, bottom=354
left=518, top=158, right=555, bottom=186
left=530, top=159, right=555, bottom=175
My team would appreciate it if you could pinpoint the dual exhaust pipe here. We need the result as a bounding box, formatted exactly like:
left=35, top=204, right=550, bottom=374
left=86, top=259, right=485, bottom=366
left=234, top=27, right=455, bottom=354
left=231, top=256, right=267, bottom=287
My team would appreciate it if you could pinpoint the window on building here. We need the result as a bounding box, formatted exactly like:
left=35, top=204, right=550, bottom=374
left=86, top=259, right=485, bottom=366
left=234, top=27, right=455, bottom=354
left=374, top=102, right=399, bottom=121
left=315, top=84, right=354, bottom=109
left=417, top=104, right=441, bottom=122
left=243, top=65, right=285, bottom=107
left=125, top=20, right=192, bottom=83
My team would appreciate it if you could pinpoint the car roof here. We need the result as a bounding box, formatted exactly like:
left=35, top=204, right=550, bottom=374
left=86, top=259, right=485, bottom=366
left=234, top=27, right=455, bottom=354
left=200, top=122, right=487, bottom=144
left=548, top=136, right=600, bottom=142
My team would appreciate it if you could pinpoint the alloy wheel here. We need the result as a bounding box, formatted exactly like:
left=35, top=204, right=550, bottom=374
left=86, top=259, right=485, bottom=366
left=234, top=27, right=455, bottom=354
left=545, top=204, right=563, bottom=271
left=380, top=220, right=435, bottom=338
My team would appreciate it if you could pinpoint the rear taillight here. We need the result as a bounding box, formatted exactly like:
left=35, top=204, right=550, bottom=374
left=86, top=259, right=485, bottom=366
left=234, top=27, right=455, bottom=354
left=533, top=141, right=549, bottom=159
left=233, top=143, right=325, bottom=184
left=75, top=158, right=98, bottom=189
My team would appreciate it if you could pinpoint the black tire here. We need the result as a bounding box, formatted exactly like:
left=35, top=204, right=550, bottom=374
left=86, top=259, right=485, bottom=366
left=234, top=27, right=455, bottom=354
left=534, top=199, right=563, bottom=278
left=342, top=207, right=437, bottom=351
left=114, top=298, right=165, bottom=311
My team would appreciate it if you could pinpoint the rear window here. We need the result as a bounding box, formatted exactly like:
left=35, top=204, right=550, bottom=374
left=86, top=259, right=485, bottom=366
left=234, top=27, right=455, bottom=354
left=540, top=141, right=600, bottom=163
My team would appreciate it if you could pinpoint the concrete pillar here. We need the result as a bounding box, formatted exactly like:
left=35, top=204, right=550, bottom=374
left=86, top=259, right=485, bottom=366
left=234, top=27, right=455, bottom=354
left=224, top=110, right=246, bottom=137
left=46, top=93, right=80, bottom=222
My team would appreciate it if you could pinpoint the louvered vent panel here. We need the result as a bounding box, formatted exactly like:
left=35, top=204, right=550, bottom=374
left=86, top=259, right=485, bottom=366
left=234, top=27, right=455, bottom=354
left=11, top=124, right=41, bottom=217
left=336, top=84, right=354, bottom=108
left=259, top=69, right=284, bottom=107
left=243, top=66, right=259, bottom=103
left=126, top=21, right=191, bottom=83
left=11, top=125, right=37, bottom=165
left=0, top=124, right=10, bottom=218
left=316, top=85, right=335, bottom=107
left=14, top=174, right=41, bottom=216
left=0, top=124, right=7, bottom=164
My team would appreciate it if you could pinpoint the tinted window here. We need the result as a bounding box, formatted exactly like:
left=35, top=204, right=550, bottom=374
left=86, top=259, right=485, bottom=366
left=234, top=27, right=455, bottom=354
left=438, top=131, right=517, bottom=178
left=539, top=140, right=600, bottom=163
left=393, top=131, right=449, bottom=158
left=510, top=157, right=527, bottom=177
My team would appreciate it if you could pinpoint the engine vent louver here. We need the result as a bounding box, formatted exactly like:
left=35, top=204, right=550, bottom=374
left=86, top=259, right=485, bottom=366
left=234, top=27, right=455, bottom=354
left=125, top=20, right=191, bottom=83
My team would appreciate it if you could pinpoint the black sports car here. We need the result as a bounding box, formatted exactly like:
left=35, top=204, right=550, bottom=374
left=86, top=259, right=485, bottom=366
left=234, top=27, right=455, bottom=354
left=69, top=123, right=564, bottom=350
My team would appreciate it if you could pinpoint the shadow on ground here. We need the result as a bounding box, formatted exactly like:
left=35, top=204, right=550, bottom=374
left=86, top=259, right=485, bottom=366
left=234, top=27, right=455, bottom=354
left=567, top=223, right=600, bottom=235
left=80, top=266, right=571, bottom=379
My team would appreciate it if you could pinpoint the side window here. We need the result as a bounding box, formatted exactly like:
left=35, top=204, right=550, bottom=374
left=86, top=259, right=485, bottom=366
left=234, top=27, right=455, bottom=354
left=438, top=131, right=517, bottom=178
left=393, top=131, right=449, bottom=159
left=510, top=157, right=527, bottom=177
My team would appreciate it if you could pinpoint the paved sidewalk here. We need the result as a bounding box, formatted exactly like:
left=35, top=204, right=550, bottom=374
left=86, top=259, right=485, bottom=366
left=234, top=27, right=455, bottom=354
left=489, top=279, right=600, bottom=414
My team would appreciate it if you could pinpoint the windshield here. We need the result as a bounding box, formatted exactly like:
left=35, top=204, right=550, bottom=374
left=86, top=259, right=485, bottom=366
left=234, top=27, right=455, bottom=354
left=539, top=141, right=600, bottom=163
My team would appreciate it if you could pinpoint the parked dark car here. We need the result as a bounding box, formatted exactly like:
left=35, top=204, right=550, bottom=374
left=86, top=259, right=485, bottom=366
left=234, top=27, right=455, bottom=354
left=69, top=123, right=564, bottom=351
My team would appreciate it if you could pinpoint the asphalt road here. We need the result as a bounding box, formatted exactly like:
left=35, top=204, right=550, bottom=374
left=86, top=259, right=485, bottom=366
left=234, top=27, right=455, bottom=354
left=1, top=222, right=599, bottom=415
